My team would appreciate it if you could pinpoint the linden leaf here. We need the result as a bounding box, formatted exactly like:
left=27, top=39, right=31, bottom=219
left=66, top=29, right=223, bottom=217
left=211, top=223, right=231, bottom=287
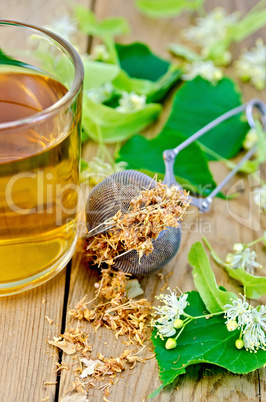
left=116, top=129, right=217, bottom=195
left=118, top=77, right=249, bottom=194
left=167, top=43, right=201, bottom=61
left=162, top=77, right=249, bottom=159
left=116, top=42, right=170, bottom=81
left=151, top=291, right=266, bottom=394
left=75, top=6, right=130, bottom=38
left=225, top=266, right=266, bottom=299
left=82, top=95, right=162, bottom=143
left=82, top=59, right=120, bottom=90
left=188, top=242, right=237, bottom=313
left=135, top=0, right=205, bottom=19
left=115, top=42, right=182, bottom=102
left=0, top=49, right=31, bottom=68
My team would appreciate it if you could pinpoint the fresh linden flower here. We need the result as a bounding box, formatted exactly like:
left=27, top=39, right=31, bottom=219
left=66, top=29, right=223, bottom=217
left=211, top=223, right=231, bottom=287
left=183, top=8, right=239, bottom=64
left=116, top=92, right=146, bottom=113
left=86, top=82, right=114, bottom=104
left=232, top=243, right=244, bottom=253
left=252, top=305, right=266, bottom=332
left=235, top=39, right=266, bottom=91
left=225, top=247, right=262, bottom=274
left=81, top=157, right=128, bottom=186
left=153, top=317, right=176, bottom=339
left=242, top=128, right=258, bottom=150
left=45, top=15, right=77, bottom=44
left=152, top=289, right=188, bottom=339
left=243, top=323, right=266, bottom=352
left=155, top=290, right=189, bottom=321
left=253, top=185, right=266, bottom=213
left=225, top=298, right=266, bottom=352
left=182, top=60, right=223, bottom=84
left=226, top=319, right=238, bottom=332
left=224, top=295, right=252, bottom=328
left=91, top=44, right=111, bottom=62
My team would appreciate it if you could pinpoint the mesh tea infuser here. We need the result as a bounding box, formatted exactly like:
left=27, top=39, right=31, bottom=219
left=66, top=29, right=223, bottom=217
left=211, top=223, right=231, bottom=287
left=85, top=99, right=266, bottom=275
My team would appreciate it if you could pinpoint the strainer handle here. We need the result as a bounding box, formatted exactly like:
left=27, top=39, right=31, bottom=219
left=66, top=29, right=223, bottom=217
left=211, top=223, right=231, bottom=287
left=163, top=99, right=266, bottom=213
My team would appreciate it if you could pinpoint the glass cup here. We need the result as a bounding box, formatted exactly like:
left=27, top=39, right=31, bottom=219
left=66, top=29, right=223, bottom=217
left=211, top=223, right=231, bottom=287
left=0, top=20, right=84, bottom=295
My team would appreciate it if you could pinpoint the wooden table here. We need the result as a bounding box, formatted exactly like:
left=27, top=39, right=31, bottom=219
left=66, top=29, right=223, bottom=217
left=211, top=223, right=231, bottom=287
left=0, top=1, right=265, bottom=401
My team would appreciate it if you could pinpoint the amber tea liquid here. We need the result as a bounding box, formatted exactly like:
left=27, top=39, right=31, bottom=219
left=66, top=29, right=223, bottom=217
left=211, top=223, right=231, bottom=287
left=0, top=66, right=81, bottom=294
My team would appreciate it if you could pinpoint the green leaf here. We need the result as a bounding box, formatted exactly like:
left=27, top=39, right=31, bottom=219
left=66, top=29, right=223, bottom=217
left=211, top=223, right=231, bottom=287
left=152, top=291, right=266, bottom=391
left=162, top=77, right=249, bottom=159
left=118, top=77, right=249, bottom=194
left=75, top=6, right=130, bottom=39
left=135, top=0, right=205, bottom=18
left=82, top=58, right=120, bottom=90
left=188, top=242, right=237, bottom=313
left=112, top=70, right=156, bottom=95
left=80, top=158, right=89, bottom=172
left=82, top=95, right=162, bottom=143
left=117, top=129, right=217, bottom=195
left=0, top=49, right=32, bottom=68
left=167, top=43, right=201, bottom=61
left=114, top=43, right=182, bottom=101
left=225, top=267, right=266, bottom=299
left=112, top=66, right=182, bottom=103
left=116, top=42, right=170, bottom=81
left=147, top=66, right=182, bottom=103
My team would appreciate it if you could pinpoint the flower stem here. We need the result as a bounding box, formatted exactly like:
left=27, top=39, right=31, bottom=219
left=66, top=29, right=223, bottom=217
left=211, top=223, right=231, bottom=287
left=246, top=235, right=265, bottom=248
left=174, top=322, right=186, bottom=341
left=183, top=310, right=224, bottom=320
left=203, top=237, right=227, bottom=268
left=190, top=311, right=224, bottom=320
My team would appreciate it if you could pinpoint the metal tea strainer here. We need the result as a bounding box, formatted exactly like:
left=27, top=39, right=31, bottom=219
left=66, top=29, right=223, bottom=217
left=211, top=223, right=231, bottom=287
left=85, top=99, right=266, bottom=276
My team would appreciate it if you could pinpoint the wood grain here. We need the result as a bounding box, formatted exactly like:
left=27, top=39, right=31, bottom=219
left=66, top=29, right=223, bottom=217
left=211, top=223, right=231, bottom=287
left=0, top=0, right=265, bottom=401
left=0, top=271, right=66, bottom=402
left=0, top=1, right=89, bottom=401
left=58, top=0, right=266, bottom=401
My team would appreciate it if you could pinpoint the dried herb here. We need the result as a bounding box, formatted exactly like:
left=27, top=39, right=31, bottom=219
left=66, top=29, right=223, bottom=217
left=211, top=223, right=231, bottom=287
left=83, top=182, right=190, bottom=266
left=48, top=268, right=153, bottom=400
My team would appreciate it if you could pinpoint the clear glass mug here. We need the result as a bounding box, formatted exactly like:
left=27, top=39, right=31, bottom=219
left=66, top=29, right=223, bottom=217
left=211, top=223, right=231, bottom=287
left=0, top=20, right=84, bottom=295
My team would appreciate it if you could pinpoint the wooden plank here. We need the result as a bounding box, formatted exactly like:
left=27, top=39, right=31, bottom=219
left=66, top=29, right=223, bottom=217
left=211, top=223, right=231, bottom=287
left=1, top=0, right=77, bottom=25
left=0, top=1, right=90, bottom=401
left=0, top=272, right=66, bottom=402
left=59, top=0, right=266, bottom=401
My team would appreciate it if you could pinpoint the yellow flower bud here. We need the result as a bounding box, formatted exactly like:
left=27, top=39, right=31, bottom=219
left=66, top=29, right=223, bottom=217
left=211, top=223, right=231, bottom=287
left=174, top=319, right=184, bottom=329
left=165, top=338, right=177, bottom=350
left=235, top=339, right=244, bottom=350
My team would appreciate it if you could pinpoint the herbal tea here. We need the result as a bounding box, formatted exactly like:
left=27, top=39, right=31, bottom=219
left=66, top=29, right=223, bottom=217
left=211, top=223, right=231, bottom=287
left=0, top=67, right=81, bottom=291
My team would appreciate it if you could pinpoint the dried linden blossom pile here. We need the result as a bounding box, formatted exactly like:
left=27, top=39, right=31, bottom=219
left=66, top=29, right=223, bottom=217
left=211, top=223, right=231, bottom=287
left=48, top=268, right=154, bottom=400
left=83, top=182, right=190, bottom=266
